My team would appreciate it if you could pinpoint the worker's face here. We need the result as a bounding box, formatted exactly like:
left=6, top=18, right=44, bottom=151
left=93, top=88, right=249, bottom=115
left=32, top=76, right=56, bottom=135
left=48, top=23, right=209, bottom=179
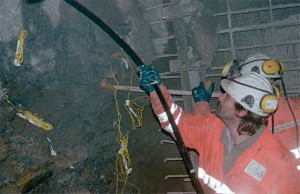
left=216, top=92, right=236, bottom=120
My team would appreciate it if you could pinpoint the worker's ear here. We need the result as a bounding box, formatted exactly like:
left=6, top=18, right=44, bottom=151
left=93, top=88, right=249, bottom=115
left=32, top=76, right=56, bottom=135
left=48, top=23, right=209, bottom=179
left=236, top=108, right=248, bottom=118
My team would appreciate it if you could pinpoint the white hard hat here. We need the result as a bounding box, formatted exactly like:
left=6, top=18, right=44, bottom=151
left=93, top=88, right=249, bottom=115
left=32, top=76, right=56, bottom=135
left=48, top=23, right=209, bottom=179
left=221, top=72, right=278, bottom=116
left=240, top=53, right=284, bottom=79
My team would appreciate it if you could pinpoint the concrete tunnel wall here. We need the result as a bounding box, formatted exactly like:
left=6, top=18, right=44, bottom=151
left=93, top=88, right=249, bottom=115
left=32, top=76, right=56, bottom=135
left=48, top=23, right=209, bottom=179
left=0, top=0, right=299, bottom=193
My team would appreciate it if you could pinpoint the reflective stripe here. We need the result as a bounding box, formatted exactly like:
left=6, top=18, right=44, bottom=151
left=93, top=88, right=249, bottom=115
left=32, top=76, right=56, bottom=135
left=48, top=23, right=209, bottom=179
left=274, top=120, right=300, bottom=132
left=290, top=147, right=300, bottom=159
left=198, top=168, right=235, bottom=194
left=163, top=111, right=182, bottom=133
left=157, top=103, right=178, bottom=123
left=164, top=124, right=173, bottom=133
left=290, top=148, right=300, bottom=171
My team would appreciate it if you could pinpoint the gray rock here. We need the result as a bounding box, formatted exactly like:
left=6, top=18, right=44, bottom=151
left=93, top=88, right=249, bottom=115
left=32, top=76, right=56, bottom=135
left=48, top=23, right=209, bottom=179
left=0, top=137, right=8, bottom=161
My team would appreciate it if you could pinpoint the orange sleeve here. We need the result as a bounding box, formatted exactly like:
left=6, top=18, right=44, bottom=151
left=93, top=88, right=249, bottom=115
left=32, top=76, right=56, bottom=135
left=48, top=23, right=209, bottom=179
left=149, top=85, right=182, bottom=131
left=150, top=85, right=172, bottom=116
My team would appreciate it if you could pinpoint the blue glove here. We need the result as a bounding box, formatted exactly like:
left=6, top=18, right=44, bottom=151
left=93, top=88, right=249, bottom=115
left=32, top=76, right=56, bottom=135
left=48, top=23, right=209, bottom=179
left=137, top=65, right=162, bottom=93
left=192, top=81, right=215, bottom=103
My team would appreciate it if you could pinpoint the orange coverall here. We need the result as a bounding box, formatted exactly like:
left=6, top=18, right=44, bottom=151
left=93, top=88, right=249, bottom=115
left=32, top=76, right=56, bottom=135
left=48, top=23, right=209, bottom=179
left=194, top=95, right=300, bottom=171
left=151, top=86, right=300, bottom=194
left=266, top=96, right=300, bottom=168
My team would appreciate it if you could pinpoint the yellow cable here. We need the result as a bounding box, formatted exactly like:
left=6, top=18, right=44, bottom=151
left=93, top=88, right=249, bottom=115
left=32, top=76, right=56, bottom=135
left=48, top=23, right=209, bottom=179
left=3, top=96, right=53, bottom=131
left=4, top=0, right=23, bottom=28
left=17, top=110, right=53, bottom=131
left=120, top=49, right=148, bottom=128
left=120, top=135, right=131, bottom=167
left=3, top=0, right=28, bottom=66
left=15, top=29, right=28, bottom=66
left=111, top=66, right=129, bottom=190
left=3, top=95, right=18, bottom=110
left=110, top=65, right=141, bottom=193
left=124, top=96, right=148, bottom=128
left=119, top=49, right=134, bottom=100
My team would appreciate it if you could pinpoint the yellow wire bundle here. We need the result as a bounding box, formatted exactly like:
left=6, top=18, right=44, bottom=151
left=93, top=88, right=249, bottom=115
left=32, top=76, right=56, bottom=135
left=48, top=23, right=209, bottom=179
left=3, top=0, right=28, bottom=66
left=15, top=29, right=28, bottom=66
left=110, top=61, right=141, bottom=193
left=3, top=96, right=53, bottom=131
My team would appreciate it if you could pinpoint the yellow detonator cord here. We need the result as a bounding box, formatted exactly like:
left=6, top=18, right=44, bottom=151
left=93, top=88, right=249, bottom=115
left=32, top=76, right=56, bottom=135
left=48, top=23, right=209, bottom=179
left=3, top=0, right=28, bottom=66
left=120, top=49, right=148, bottom=128
left=110, top=64, right=141, bottom=194
left=3, top=96, right=52, bottom=131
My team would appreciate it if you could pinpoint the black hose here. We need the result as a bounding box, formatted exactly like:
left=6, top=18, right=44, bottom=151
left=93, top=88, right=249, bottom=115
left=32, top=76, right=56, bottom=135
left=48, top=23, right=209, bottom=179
left=63, top=0, right=204, bottom=193
left=280, top=74, right=300, bottom=155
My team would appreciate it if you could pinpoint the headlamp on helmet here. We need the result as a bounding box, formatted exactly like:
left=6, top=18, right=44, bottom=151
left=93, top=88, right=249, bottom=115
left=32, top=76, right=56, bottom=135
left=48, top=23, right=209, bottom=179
left=221, top=53, right=285, bottom=79
left=221, top=59, right=243, bottom=79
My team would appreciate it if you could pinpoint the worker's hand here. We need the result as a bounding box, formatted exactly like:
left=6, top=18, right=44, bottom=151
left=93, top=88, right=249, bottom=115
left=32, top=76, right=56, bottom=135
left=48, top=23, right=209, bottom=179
left=137, top=65, right=162, bottom=93
left=192, top=81, right=214, bottom=103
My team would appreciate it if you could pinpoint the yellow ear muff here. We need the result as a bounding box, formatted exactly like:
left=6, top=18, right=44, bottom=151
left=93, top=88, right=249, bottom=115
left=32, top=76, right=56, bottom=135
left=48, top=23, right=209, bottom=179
left=262, top=60, right=284, bottom=75
left=260, top=87, right=279, bottom=113
left=221, top=60, right=233, bottom=77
